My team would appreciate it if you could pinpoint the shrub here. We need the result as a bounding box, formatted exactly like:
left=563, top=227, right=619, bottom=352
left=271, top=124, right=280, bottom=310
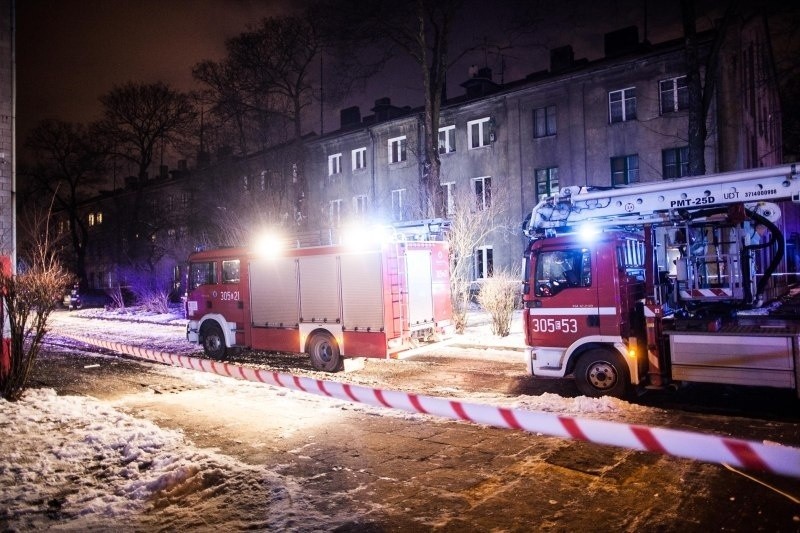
left=476, top=267, right=521, bottom=337
left=0, top=263, right=73, bottom=401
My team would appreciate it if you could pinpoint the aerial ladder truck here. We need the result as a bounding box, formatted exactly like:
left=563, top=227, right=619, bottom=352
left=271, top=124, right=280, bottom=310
left=521, top=163, right=800, bottom=398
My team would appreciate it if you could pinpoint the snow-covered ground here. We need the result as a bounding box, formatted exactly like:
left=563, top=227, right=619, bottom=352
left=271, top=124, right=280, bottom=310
left=2, top=306, right=798, bottom=530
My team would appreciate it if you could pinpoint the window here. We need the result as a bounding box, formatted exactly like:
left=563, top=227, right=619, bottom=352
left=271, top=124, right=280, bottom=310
left=440, top=182, right=455, bottom=217
left=662, top=146, right=689, bottom=179
left=222, top=260, right=240, bottom=284
left=329, top=199, right=343, bottom=226
left=611, top=154, right=639, bottom=186
left=391, top=188, right=405, bottom=221
left=190, top=261, right=216, bottom=289
left=475, top=246, right=493, bottom=279
left=468, top=117, right=492, bottom=149
left=96, top=212, right=103, bottom=224
left=181, top=193, right=190, bottom=208
left=352, top=147, right=367, bottom=170
left=533, top=105, right=556, bottom=138
left=474, top=176, right=491, bottom=210
left=535, top=167, right=559, bottom=201
left=166, top=195, right=174, bottom=211
left=328, top=153, right=342, bottom=176
left=660, top=76, right=688, bottom=114
left=534, top=248, right=591, bottom=297
left=438, top=125, right=456, bottom=154
left=353, top=194, right=368, bottom=217
left=88, top=213, right=95, bottom=226
left=388, top=136, right=407, bottom=163
left=609, top=88, right=636, bottom=123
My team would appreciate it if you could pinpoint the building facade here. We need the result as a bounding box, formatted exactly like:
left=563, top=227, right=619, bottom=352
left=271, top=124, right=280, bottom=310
left=0, top=0, right=14, bottom=264
left=65, top=19, right=783, bottom=295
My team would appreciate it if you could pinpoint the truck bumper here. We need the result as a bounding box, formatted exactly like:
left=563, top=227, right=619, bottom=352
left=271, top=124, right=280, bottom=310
left=525, top=346, right=569, bottom=377
left=186, top=321, right=199, bottom=343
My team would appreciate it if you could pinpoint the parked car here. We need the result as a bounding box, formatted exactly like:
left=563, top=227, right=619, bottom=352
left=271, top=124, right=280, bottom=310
left=64, top=287, right=112, bottom=310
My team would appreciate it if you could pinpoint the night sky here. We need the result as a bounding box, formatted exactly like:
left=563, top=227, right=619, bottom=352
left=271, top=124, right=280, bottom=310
left=15, top=0, right=712, bottom=163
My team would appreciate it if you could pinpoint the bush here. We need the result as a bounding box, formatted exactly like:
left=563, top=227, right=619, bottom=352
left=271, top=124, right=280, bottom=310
left=137, top=289, right=171, bottom=314
left=476, top=267, right=521, bottom=337
left=0, top=264, right=73, bottom=401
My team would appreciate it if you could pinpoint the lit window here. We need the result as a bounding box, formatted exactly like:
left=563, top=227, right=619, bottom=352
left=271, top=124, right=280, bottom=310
left=609, top=88, right=636, bottom=123
left=328, top=153, right=342, bottom=176
left=468, top=117, right=492, bottom=149
left=391, top=189, right=405, bottom=221
left=611, top=154, right=639, bottom=186
left=352, top=147, right=367, bottom=170
left=388, top=136, right=407, bottom=164
left=660, top=76, right=688, bottom=114
left=474, top=176, right=491, bottom=210
left=533, top=105, right=556, bottom=138
left=438, top=125, right=456, bottom=154
left=88, top=213, right=95, bottom=226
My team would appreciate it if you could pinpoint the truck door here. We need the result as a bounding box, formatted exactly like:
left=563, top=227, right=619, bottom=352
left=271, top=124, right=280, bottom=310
left=218, top=259, right=247, bottom=344
left=526, top=245, right=600, bottom=347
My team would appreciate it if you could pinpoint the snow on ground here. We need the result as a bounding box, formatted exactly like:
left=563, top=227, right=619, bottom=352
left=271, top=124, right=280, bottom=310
left=1, top=305, right=654, bottom=530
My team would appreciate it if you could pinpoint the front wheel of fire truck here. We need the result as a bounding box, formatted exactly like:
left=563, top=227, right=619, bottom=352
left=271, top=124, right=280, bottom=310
left=574, top=349, right=629, bottom=399
left=307, top=332, right=343, bottom=372
left=201, top=322, right=227, bottom=360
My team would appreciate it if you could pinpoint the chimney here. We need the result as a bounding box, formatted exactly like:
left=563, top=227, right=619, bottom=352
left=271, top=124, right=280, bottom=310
left=550, top=45, right=574, bottom=73
left=604, top=26, right=639, bottom=58
left=340, top=106, right=361, bottom=128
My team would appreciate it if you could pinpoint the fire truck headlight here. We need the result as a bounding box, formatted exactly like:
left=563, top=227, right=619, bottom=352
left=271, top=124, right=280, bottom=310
left=253, top=232, right=285, bottom=258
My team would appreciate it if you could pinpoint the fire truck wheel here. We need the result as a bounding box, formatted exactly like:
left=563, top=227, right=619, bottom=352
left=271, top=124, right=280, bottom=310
left=201, top=323, right=227, bottom=360
left=307, top=332, right=342, bottom=372
left=574, top=349, right=628, bottom=398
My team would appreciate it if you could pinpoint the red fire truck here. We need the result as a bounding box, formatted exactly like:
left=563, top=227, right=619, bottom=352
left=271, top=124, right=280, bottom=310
left=521, top=164, right=800, bottom=398
left=185, top=237, right=453, bottom=371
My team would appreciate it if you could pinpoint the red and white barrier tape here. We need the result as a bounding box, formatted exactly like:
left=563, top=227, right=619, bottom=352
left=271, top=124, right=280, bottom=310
left=68, top=335, right=800, bottom=479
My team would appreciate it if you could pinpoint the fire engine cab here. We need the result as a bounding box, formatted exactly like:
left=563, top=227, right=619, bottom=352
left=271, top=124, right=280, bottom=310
left=185, top=234, right=453, bottom=371
left=521, top=164, right=800, bottom=398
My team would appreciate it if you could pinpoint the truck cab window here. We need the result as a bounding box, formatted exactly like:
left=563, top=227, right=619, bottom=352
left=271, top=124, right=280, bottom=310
left=222, top=260, right=240, bottom=283
left=535, top=249, right=591, bottom=296
left=190, top=261, right=216, bottom=289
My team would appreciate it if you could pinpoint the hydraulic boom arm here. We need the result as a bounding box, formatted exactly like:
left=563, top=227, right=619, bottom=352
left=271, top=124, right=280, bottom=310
left=524, top=164, right=800, bottom=236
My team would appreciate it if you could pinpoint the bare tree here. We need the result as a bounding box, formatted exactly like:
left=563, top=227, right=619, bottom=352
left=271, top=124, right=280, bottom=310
left=94, top=82, right=196, bottom=270
left=0, top=201, right=73, bottom=401
left=316, top=0, right=483, bottom=218
left=24, top=119, right=108, bottom=286
left=445, top=185, right=513, bottom=333
left=96, top=81, right=196, bottom=184
left=194, top=15, right=320, bottom=227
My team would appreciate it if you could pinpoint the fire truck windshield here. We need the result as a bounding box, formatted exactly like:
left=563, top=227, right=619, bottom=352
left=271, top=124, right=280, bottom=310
left=190, top=261, right=216, bottom=289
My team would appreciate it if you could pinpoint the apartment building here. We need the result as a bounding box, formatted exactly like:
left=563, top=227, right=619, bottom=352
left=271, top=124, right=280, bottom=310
left=65, top=17, right=782, bottom=293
